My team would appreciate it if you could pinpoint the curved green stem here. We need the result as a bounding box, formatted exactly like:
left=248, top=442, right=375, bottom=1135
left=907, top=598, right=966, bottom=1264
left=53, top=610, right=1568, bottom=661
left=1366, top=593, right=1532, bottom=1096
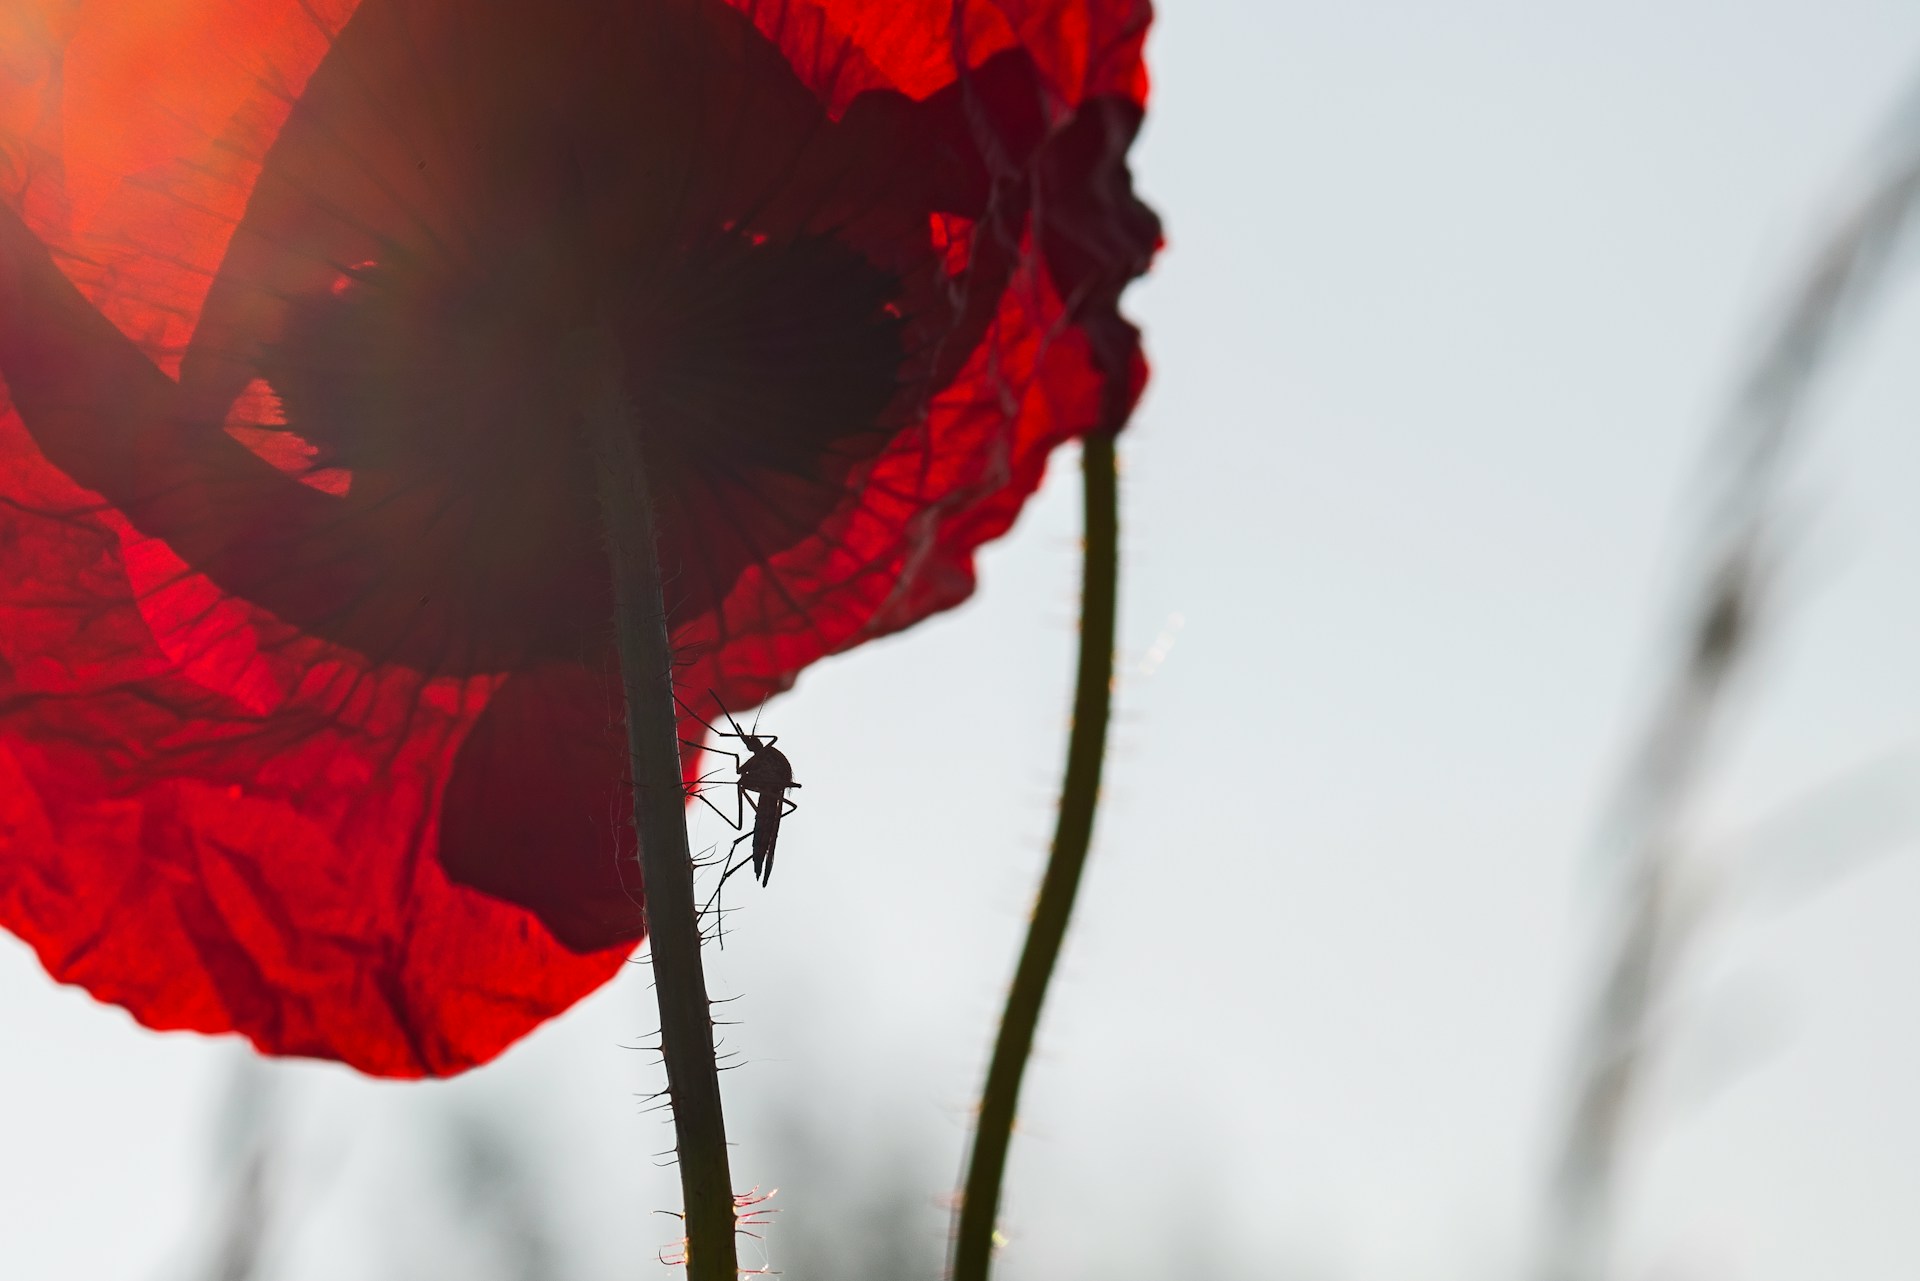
left=951, top=431, right=1119, bottom=1281
left=578, top=335, right=739, bottom=1281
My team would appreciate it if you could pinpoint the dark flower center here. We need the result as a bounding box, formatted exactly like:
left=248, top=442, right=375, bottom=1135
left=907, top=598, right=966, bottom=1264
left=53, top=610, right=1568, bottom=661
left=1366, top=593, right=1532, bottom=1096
left=247, top=223, right=905, bottom=674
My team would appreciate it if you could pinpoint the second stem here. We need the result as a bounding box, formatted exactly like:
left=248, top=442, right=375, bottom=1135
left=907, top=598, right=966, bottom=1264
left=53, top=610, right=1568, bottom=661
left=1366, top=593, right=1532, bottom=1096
left=951, top=430, right=1120, bottom=1281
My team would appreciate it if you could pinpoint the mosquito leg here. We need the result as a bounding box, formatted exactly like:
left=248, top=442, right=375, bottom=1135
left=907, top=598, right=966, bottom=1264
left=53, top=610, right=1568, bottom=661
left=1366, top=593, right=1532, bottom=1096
left=688, top=786, right=745, bottom=829
left=682, top=738, right=743, bottom=770
left=727, top=825, right=756, bottom=864
left=673, top=693, right=739, bottom=745
left=699, top=844, right=760, bottom=924
left=685, top=774, right=751, bottom=829
left=701, top=851, right=752, bottom=909
left=678, top=734, right=743, bottom=827
left=684, top=770, right=735, bottom=807
left=719, top=822, right=765, bottom=886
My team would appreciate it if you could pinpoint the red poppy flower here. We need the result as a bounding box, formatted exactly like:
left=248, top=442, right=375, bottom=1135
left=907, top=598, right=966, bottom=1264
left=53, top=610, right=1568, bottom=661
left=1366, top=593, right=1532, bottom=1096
left=0, top=0, right=1157, bottom=1076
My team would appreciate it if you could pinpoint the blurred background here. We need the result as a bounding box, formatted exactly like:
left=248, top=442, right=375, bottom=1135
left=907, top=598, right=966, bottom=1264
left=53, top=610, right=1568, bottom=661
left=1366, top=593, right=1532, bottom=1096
left=13, top=1, right=1920, bottom=1278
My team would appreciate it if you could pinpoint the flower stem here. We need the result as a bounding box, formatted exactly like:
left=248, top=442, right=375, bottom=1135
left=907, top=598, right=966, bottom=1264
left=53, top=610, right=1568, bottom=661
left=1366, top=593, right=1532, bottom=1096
left=951, top=431, right=1119, bottom=1281
left=577, top=334, right=739, bottom=1281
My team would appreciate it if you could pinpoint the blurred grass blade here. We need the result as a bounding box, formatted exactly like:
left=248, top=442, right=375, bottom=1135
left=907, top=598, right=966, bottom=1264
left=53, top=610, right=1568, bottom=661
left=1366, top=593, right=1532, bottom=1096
left=1536, top=73, right=1920, bottom=1281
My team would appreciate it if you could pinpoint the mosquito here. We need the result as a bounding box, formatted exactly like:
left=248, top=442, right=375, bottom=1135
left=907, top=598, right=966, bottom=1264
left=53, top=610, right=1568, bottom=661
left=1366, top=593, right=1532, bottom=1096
left=678, top=690, right=800, bottom=919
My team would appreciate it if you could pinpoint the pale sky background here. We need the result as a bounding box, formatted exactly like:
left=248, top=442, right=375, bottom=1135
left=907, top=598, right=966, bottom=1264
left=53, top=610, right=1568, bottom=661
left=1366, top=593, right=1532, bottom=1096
left=11, top=3, right=1920, bottom=1279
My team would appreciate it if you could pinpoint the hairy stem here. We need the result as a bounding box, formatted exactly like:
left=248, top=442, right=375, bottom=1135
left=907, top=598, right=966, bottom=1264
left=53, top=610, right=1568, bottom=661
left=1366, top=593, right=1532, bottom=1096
left=578, top=335, right=739, bottom=1281
left=951, top=431, right=1119, bottom=1281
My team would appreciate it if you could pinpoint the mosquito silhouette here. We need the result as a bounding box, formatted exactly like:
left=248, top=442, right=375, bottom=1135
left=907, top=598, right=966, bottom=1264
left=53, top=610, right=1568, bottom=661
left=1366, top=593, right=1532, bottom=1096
left=678, top=691, right=800, bottom=920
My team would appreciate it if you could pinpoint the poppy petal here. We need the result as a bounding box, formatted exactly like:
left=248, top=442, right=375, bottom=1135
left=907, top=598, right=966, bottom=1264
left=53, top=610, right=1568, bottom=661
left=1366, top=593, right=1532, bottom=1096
left=0, top=0, right=1156, bottom=1075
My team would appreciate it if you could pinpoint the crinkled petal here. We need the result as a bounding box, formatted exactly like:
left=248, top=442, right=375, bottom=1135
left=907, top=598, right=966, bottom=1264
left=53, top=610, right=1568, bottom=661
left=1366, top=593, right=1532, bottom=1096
left=0, top=0, right=1156, bottom=1076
